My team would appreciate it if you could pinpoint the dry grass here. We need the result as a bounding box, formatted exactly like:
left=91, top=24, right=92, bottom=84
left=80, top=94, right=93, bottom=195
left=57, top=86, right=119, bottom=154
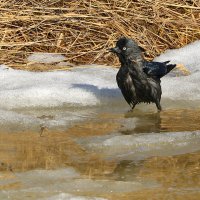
left=140, top=151, right=200, bottom=187
left=160, top=109, right=200, bottom=132
left=0, top=129, right=116, bottom=190
left=106, top=189, right=200, bottom=200
left=0, top=0, right=199, bottom=68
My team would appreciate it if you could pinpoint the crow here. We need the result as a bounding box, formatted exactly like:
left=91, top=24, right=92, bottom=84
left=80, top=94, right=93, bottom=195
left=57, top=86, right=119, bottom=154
left=109, top=37, right=176, bottom=111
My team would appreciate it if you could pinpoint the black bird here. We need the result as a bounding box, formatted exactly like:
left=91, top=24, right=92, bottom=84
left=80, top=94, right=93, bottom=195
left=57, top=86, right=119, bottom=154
left=109, top=37, right=176, bottom=111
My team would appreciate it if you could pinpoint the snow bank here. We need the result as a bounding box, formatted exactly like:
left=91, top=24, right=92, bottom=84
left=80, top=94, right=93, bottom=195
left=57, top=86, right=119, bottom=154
left=155, top=40, right=200, bottom=73
left=0, top=65, right=119, bottom=109
left=155, top=40, right=200, bottom=100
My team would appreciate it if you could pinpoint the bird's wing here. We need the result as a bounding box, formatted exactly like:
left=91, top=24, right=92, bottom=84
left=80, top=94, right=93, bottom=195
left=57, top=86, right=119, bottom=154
left=143, top=61, right=176, bottom=78
left=116, top=69, right=136, bottom=107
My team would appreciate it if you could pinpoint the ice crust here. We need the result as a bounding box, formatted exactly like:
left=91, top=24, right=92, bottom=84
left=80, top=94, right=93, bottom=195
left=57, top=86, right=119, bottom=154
left=0, top=167, right=158, bottom=200
left=78, top=131, right=200, bottom=160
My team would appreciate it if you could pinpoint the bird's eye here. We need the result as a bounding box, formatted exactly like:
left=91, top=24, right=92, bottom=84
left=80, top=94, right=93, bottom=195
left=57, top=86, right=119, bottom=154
left=123, top=47, right=126, bottom=50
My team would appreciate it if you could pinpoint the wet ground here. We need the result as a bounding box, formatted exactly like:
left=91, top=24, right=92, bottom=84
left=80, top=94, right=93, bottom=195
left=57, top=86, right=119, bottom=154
left=0, top=99, right=200, bottom=200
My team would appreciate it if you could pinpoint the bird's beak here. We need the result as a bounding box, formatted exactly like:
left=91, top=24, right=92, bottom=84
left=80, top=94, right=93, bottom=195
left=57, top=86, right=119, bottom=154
left=108, top=47, right=121, bottom=54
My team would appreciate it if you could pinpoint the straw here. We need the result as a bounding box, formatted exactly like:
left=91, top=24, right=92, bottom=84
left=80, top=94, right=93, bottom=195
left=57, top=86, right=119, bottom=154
left=0, top=0, right=199, bottom=68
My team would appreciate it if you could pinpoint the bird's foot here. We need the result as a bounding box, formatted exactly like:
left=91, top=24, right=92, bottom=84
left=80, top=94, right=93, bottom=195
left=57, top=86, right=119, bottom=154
left=157, top=106, right=162, bottom=112
left=128, top=108, right=133, bottom=113
left=156, top=102, right=162, bottom=112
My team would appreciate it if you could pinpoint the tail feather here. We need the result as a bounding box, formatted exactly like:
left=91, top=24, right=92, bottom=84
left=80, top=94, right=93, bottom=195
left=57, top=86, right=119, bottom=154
left=163, top=60, right=170, bottom=64
left=166, top=64, right=176, bottom=74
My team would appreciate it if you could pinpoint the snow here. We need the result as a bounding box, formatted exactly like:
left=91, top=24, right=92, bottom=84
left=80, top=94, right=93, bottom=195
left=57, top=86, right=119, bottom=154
left=27, top=53, right=66, bottom=63
left=154, top=40, right=200, bottom=73
left=155, top=40, right=200, bottom=100
left=0, top=65, right=118, bottom=109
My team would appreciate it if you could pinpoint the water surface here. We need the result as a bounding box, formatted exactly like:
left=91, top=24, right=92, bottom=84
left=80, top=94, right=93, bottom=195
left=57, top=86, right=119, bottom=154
left=0, top=100, right=200, bottom=200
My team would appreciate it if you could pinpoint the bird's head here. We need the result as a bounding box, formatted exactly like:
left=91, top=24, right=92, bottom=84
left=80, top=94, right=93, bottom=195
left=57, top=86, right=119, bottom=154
left=109, top=37, right=144, bottom=63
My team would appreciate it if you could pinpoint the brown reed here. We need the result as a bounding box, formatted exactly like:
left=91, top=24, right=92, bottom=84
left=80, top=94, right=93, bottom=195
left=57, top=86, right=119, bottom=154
left=0, top=0, right=199, bottom=67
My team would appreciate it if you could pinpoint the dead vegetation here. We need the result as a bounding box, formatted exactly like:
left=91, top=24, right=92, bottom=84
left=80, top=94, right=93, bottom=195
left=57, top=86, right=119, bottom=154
left=0, top=0, right=199, bottom=68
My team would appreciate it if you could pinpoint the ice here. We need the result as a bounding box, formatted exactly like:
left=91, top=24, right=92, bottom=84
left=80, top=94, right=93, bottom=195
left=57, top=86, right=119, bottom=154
left=0, top=107, right=98, bottom=132
left=78, top=131, right=200, bottom=161
left=0, top=109, right=41, bottom=131
left=40, top=193, right=107, bottom=200
left=16, top=168, right=157, bottom=193
left=0, top=191, right=107, bottom=200
left=0, top=167, right=158, bottom=200
left=27, top=53, right=66, bottom=64
left=17, top=168, right=81, bottom=182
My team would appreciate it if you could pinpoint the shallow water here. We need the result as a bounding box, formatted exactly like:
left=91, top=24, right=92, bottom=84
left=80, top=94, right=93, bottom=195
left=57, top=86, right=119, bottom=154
left=0, top=99, right=200, bottom=199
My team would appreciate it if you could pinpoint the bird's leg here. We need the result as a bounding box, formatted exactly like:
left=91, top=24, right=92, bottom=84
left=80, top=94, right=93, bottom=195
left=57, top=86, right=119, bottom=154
left=156, top=101, right=162, bottom=111
left=131, top=103, right=136, bottom=110
left=132, top=105, right=135, bottom=110
left=128, top=103, right=136, bottom=112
